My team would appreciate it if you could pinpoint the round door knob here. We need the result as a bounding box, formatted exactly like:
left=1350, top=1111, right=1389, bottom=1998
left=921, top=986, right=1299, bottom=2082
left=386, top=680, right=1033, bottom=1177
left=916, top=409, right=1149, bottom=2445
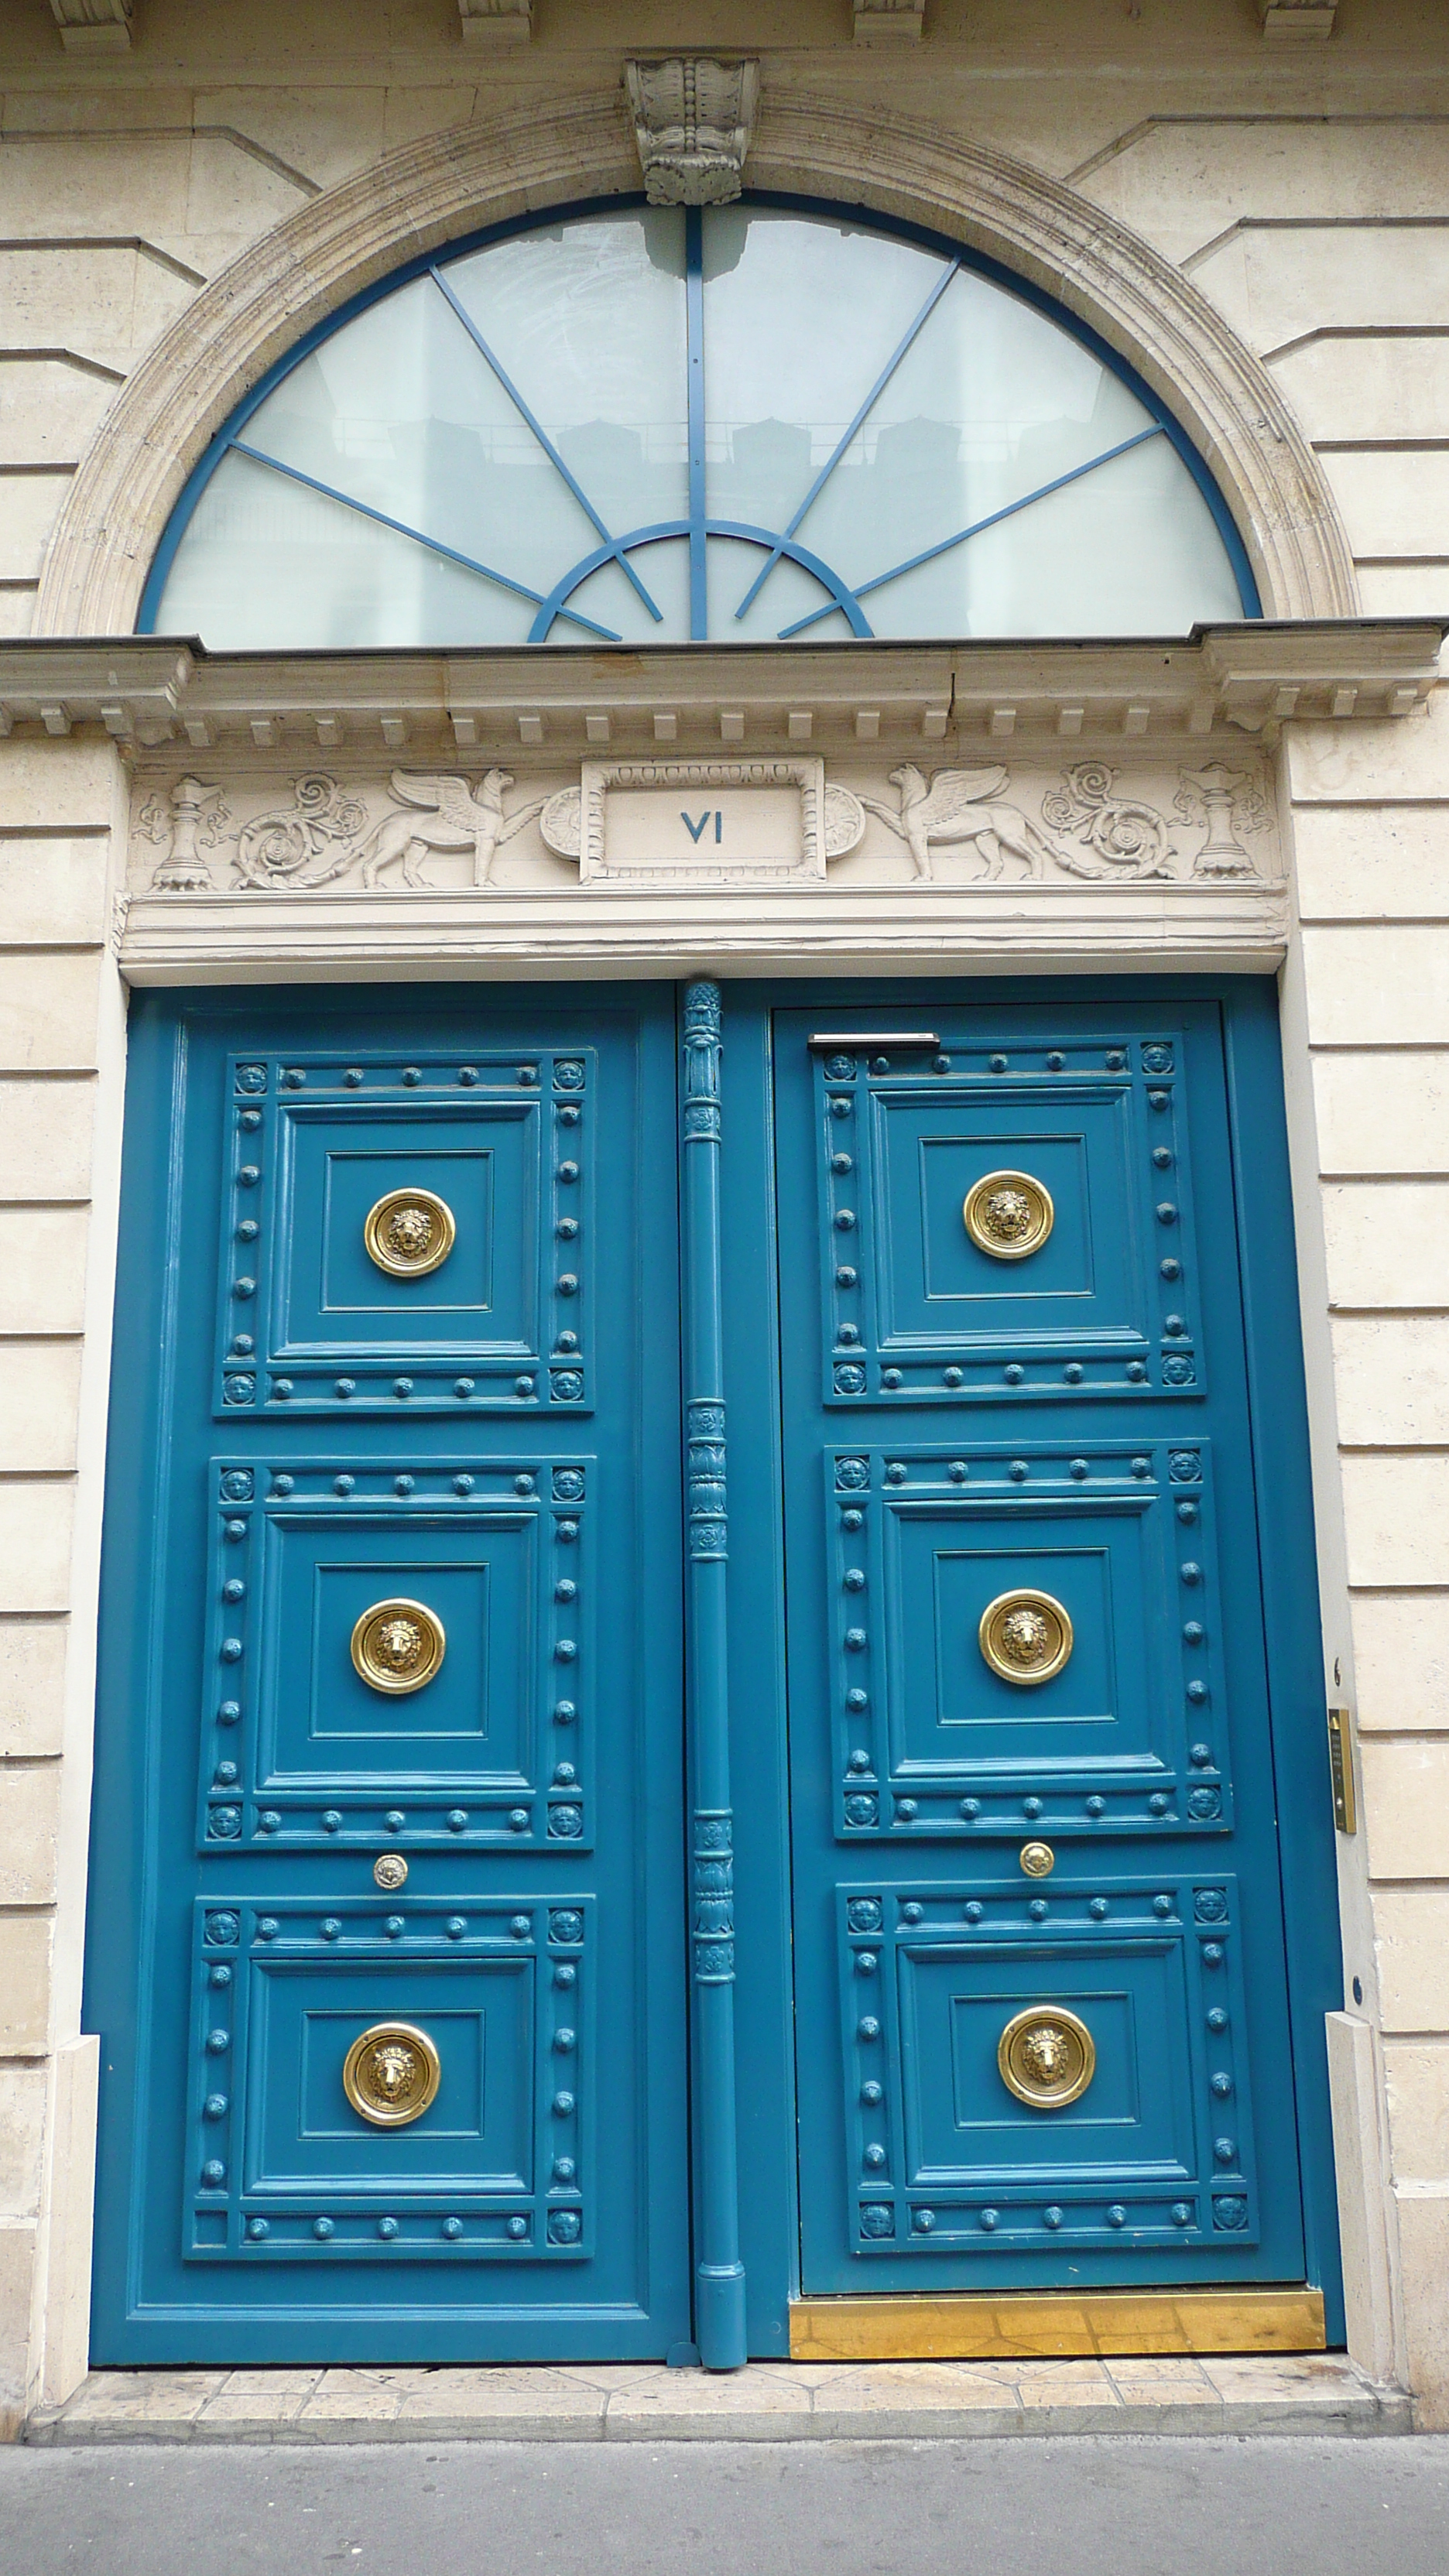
left=979, top=1588, right=1073, bottom=1687
left=363, top=1187, right=456, bottom=1277
left=351, top=1599, right=446, bottom=1694
left=342, top=2022, right=441, bottom=2127
left=963, top=1170, right=1053, bottom=1261
left=997, top=2006, right=1095, bottom=2110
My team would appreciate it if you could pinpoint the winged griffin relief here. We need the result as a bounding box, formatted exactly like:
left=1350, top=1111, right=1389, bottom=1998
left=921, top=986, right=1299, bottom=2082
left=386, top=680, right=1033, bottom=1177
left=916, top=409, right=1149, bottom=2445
left=350, top=771, right=548, bottom=887
left=855, top=764, right=1064, bottom=880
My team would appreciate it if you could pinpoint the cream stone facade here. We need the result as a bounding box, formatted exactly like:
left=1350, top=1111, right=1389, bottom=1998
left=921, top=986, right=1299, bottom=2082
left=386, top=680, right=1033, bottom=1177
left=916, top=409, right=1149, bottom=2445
left=1, top=0, right=1447, bottom=2434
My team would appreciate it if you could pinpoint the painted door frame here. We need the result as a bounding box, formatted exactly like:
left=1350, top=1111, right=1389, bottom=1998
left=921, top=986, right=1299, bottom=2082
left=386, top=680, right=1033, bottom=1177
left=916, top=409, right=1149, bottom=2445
left=718, top=975, right=1345, bottom=2360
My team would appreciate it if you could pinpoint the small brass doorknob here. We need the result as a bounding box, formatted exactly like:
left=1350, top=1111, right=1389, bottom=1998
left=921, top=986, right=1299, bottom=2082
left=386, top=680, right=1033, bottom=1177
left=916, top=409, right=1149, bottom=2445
left=364, top=1187, right=456, bottom=1278
left=343, top=2022, right=441, bottom=2127
left=351, top=1599, right=446, bottom=1694
left=997, top=2006, right=1095, bottom=2110
left=979, top=1588, right=1072, bottom=1687
left=964, top=1170, right=1053, bottom=1261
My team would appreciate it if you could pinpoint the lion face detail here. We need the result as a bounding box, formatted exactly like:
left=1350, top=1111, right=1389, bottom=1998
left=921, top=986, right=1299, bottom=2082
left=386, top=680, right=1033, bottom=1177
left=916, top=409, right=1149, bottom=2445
left=369, top=2043, right=418, bottom=2102
left=1019, top=2023, right=1069, bottom=2084
left=373, top=1616, right=423, bottom=1675
left=385, top=1203, right=435, bottom=1262
left=1000, top=1606, right=1051, bottom=1667
left=981, top=1187, right=1035, bottom=1243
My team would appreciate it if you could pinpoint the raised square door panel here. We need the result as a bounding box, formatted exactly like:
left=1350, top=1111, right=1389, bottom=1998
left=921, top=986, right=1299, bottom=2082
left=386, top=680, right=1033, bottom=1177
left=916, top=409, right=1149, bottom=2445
left=814, top=1026, right=1199, bottom=1405
left=216, top=1046, right=593, bottom=1413
left=202, top=1456, right=593, bottom=1848
left=187, top=1899, right=588, bottom=2262
left=826, top=1440, right=1228, bottom=1841
left=834, top=1876, right=1256, bottom=2258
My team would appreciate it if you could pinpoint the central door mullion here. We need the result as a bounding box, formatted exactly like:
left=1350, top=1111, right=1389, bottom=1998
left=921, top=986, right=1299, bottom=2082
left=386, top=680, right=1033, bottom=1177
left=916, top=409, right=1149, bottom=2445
left=680, top=978, right=747, bottom=2368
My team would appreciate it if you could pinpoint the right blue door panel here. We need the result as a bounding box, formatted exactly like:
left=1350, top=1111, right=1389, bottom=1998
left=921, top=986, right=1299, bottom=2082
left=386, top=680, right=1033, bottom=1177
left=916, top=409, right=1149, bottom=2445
left=774, top=999, right=1310, bottom=2293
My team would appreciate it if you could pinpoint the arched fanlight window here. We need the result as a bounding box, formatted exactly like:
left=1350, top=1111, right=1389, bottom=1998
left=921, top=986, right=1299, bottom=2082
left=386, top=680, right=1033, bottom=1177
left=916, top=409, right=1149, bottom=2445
left=141, top=200, right=1257, bottom=648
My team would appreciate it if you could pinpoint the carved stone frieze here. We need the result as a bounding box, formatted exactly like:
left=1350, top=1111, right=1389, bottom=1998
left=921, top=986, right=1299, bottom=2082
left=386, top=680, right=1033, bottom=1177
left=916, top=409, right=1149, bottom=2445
left=128, top=755, right=1279, bottom=899
left=624, top=59, right=760, bottom=206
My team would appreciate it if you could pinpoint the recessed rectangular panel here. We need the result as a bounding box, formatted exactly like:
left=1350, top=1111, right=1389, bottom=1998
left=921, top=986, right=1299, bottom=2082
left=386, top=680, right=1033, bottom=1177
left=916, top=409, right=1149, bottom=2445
left=282, top=1105, right=533, bottom=1354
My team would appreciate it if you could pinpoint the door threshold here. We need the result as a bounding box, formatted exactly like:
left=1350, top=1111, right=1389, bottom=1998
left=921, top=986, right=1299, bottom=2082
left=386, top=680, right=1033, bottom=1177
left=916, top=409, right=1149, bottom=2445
left=789, top=2287, right=1327, bottom=2362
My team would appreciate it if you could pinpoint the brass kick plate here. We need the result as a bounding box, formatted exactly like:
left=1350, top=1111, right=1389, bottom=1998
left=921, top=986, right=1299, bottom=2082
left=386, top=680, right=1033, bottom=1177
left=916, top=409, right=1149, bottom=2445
left=1327, top=1705, right=1357, bottom=1834
left=789, top=2287, right=1327, bottom=2363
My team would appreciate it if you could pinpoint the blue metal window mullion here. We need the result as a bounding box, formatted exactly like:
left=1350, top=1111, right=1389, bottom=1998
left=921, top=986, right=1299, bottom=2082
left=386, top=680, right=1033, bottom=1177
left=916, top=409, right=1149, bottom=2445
left=686, top=207, right=707, bottom=645
left=776, top=423, right=1166, bottom=639
left=226, top=437, right=624, bottom=641
left=429, top=263, right=664, bottom=626
left=732, top=255, right=961, bottom=625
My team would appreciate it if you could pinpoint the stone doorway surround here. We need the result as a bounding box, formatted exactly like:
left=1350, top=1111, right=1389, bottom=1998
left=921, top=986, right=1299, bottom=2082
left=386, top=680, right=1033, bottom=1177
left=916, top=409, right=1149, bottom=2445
left=0, top=615, right=1444, bottom=2434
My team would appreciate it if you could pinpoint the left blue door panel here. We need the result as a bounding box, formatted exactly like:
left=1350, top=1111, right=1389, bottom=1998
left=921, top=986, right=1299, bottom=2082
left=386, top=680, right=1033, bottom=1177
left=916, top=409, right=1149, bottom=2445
left=87, top=988, right=690, bottom=2362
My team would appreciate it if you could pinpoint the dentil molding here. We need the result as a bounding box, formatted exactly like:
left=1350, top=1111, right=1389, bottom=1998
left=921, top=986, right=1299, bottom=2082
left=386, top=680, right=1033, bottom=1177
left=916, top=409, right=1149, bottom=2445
left=33, top=91, right=1362, bottom=636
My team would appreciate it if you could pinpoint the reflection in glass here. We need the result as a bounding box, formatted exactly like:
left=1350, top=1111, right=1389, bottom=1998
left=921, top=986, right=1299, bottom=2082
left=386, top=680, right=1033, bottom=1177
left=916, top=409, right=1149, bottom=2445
left=148, top=204, right=1253, bottom=647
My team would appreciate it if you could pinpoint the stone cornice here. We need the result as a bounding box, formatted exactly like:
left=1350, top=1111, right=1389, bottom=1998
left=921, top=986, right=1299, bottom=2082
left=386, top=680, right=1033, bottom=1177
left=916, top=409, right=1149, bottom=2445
left=33, top=91, right=1362, bottom=637
left=0, top=631, right=1439, bottom=755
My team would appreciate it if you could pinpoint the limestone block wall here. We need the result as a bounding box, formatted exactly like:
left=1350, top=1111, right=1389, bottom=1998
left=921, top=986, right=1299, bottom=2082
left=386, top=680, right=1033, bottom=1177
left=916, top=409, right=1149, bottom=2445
left=1279, top=698, right=1449, bottom=2419
left=0, top=733, right=124, bottom=2430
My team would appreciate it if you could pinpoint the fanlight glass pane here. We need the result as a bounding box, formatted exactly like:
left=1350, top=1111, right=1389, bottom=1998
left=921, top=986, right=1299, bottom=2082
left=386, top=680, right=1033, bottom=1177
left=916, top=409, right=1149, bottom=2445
left=147, top=203, right=1252, bottom=647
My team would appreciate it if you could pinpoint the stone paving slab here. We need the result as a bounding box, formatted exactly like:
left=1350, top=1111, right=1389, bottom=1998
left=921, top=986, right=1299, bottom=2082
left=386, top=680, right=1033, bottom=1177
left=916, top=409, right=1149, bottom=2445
left=26, top=2352, right=1412, bottom=2444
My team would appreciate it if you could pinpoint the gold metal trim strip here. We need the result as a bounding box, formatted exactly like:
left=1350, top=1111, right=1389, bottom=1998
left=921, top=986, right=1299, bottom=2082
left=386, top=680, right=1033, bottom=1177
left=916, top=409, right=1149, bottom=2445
left=788, top=2287, right=1327, bottom=2362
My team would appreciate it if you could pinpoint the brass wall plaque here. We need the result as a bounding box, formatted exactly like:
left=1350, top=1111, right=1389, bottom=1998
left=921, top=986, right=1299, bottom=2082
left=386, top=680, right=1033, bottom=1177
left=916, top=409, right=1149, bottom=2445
left=342, top=2021, right=441, bottom=2127
left=363, top=1187, right=456, bottom=1278
left=979, top=1588, right=1073, bottom=1687
left=997, top=2006, right=1096, bottom=2110
left=351, top=1598, right=446, bottom=1694
left=963, top=1169, right=1053, bottom=1261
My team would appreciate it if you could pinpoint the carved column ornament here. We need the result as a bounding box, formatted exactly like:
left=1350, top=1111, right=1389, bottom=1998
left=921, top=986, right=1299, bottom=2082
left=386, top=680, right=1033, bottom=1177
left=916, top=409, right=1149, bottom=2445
left=49, top=0, right=132, bottom=47
left=853, top=0, right=925, bottom=38
left=457, top=0, right=531, bottom=43
left=624, top=59, right=760, bottom=206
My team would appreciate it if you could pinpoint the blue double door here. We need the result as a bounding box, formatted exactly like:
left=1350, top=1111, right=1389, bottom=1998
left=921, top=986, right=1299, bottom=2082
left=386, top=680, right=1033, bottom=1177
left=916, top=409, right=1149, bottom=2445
left=88, top=981, right=1335, bottom=2363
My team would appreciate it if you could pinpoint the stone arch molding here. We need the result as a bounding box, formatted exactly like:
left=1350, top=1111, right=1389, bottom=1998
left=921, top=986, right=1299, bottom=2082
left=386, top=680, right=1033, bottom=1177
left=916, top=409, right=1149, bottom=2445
left=34, top=84, right=1358, bottom=637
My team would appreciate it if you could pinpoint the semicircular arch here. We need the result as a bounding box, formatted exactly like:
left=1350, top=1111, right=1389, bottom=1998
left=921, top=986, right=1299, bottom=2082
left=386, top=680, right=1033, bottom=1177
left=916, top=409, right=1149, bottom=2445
left=33, top=87, right=1357, bottom=637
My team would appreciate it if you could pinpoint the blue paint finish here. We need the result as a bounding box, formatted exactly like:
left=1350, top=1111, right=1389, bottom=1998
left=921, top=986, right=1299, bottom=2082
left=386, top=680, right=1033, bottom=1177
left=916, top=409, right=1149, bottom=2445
left=679, top=984, right=747, bottom=2368
left=769, top=988, right=1328, bottom=2304
left=86, top=987, right=689, bottom=2362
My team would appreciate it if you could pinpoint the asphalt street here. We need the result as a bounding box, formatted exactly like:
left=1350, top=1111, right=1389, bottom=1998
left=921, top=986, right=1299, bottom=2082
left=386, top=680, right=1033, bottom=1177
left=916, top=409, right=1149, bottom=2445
left=2, top=2436, right=1447, bottom=2576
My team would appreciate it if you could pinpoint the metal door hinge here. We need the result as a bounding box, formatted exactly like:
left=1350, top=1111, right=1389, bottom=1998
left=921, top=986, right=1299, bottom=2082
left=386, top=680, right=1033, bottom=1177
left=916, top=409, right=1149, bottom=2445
left=1327, top=1705, right=1357, bottom=1834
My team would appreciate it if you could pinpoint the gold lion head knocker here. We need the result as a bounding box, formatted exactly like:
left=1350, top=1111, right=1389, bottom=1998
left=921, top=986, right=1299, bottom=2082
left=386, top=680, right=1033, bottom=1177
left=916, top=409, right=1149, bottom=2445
left=371, top=2042, right=418, bottom=2104
left=1019, top=2023, right=1068, bottom=2085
